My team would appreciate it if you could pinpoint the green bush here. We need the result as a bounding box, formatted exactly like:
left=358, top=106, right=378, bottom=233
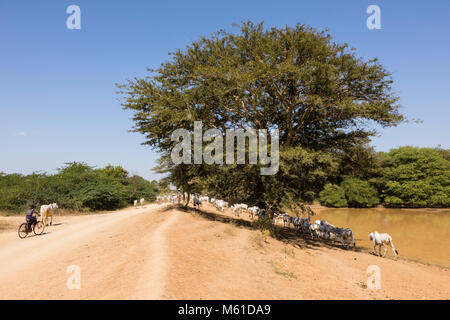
left=78, top=180, right=127, bottom=211
left=319, top=184, right=348, bottom=207
left=341, top=178, right=380, bottom=208
left=319, top=179, right=379, bottom=208
left=0, top=162, right=158, bottom=213
left=381, top=147, right=450, bottom=207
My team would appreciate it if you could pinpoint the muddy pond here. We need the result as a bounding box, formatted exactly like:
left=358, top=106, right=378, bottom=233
left=313, top=208, right=450, bottom=267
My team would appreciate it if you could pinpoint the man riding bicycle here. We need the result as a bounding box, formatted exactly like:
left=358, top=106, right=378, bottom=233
left=26, top=204, right=38, bottom=231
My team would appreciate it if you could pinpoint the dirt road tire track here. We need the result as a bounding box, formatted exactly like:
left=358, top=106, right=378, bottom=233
left=0, top=204, right=175, bottom=299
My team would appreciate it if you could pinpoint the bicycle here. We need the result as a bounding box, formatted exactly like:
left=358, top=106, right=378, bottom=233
left=18, top=220, right=45, bottom=239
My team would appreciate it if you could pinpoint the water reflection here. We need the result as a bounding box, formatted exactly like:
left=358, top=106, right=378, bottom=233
left=313, top=208, right=450, bottom=267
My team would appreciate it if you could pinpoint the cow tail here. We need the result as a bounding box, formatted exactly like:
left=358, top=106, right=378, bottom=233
left=390, top=239, right=399, bottom=255
left=352, top=231, right=355, bottom=248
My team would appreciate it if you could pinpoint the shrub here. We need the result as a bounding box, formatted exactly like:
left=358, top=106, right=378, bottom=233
left=341, top=178, right=380, bottom=208
left=0, top=162, right=158, bottom=213
left=319, top=179, right=379, bottom=208
left=319, top=184, right=348, bottom=207
left=381, top=147, right=450, bottom=207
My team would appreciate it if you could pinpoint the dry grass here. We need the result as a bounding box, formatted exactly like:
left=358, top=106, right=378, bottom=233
left=269, top=260, right=298, bottom=279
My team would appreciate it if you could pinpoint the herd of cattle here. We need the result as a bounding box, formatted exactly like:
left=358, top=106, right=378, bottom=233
left=156, top=194, right=356, bottom=249
left=156, top=193, right=399, bottom=257
left=133, top=198, right=146, bottom=209
left=34, top=195, right=400, bottom=258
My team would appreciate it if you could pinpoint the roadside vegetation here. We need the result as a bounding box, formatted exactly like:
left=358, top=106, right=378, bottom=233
left=0, top=162, right=158, bottom=213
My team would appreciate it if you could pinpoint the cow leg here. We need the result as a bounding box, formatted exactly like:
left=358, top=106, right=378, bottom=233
left=50, top=214, right=53, bottom=225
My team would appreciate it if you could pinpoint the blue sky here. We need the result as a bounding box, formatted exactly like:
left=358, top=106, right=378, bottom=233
left=1, top=0, right=449, bottom=181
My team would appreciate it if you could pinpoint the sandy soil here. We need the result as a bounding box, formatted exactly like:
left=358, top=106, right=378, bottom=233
left=0, top=203, right=448, bottom=300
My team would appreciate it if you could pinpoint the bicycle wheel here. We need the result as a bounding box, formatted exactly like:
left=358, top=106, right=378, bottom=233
left=33, top=221, right=45, bottom=235
left=18, top=223, right=29, bottom=239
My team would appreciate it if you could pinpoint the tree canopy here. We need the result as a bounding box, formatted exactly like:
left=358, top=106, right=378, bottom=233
left=119, top=21, right=404, bottom=211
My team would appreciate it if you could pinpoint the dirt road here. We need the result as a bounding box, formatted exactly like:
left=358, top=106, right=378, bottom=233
left=0, top=204, right=448, bottom=300
left=0, top=204, right=175, bottom=299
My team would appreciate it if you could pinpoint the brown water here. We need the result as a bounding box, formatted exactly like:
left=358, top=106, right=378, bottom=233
left=313, top=208, right=450, bottom=267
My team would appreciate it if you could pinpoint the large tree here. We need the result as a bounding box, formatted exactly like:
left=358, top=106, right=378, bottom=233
left=119, top=21, right=404, bottom=210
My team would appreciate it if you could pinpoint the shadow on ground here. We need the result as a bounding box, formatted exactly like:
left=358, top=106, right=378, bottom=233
left=163, top=204, right=365, bottom=253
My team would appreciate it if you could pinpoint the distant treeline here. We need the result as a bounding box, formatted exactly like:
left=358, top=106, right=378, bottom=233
left=157, top=146, right=450, bottom=210
left=319, top=146, right=450, bottom=208
left=0, top=162, right=158, bottom=213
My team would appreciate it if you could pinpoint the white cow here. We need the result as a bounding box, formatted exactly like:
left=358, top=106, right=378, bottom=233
left=273, top=212, right=290, bottom=227
left=369, top=231, right=398, bottom=257
left=140, top=198, right=145, bottom=208
left=232, top=203, right=248, bottom=217
left=40, top=203, right=58, bottom=226
left=134, top=200, right=138, bottom=208
left=289, top=216, right=308, bottom=232
left=272, top=212, right=282, bottom=225
left=248, top=206, right=260, bottom=220
left=215, top=200, right=228, bottom=212
left=309, top=222, right=327, bottom=239
left=331, top=228, right=356, bottom=248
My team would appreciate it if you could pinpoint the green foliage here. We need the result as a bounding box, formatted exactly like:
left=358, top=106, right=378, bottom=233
left=101, top=165, right=129, bottom=182
left=381, top=147, right=450, bottom=208
left=119, top=21, right=403, bottom=212
left=127, top=175, right=158, bottom=203
left=341, top=178, right=380, bottom=208
left=77, top=178, right=127, bottom=211
left=318, top=147, right=450, bottom=208
left=319, top=184, right=348, bottom=207
left=0, top=162, right=158, bottom=213
left=319, top=178, right=379, bottom=208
